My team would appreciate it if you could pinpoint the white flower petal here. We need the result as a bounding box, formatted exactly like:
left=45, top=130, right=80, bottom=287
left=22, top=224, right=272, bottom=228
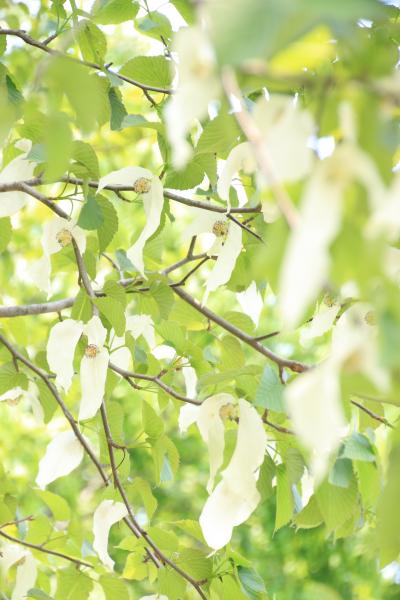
left=203, top=221, right=242, bottom=304
left=285, top=364, right=345, bottom=482
left=84, top=315, right=107, bottom=348
left=47, top=319, right=84, bottom=392
left=179, top=404, right=200, bottom=432
left=301, top=304, right=340, bottom=342
left=253, top=95, right=314, bottom=184
left=127, top=177, right=164, bottom=277
left=98, top=166, right=153, bottom=191
left=183, top=209, right=220, bottom=241
left=164, top=26, right=220, bottom=168
left=183, top=366, right=197, bottom=399
left=199, top=399, right=266, bottom=549
left=126, top=314, right=156, bottom=348
left=0, top=387, right=24, bottom=402
left=237, top=282, right=263, bottom=327
left=79, top=349, right=109, bottom=420
left=196, top=393, right=236, bottom=493
left=0, top=145, right=35, bottom=218
left=28, top=254, right=51, bottom=295
left=36, top=431, right=84, bottom=489
left=42, top=217, right=86, bottom=256
left=12, top=552, right=37, bottom=600
left=0, top=543, right=26, bottom=573
left=217, top=142, right=256, bottom=202
left=93, top=500, right=128, bottom=570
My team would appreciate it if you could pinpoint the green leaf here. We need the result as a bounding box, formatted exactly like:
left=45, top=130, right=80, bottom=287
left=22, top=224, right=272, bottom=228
left=71, top=289, right=92, bottom=323
left=222, top=311, right=254, bottom=334
left=196, top=112, right=241, bottom=157
left=77, top=194, right=104, bottom=230
left=99, top=575, right=129, bottom=600
left=27, top=591, right=54, bottom=600
left=158, top=566, right=186, bottom=600
left=136, top=12, right=172, bottom=43
left=56, top=568, right=93, bottom=600
left=129, top=477, right=157, bottom=519
left=275, top=465, right=294, bottom=531
left=0, top=217, right=11, bottom=252
left=177, top=548, right=213, bottom=580
left=35, top=379, right=57, bottom=423
left=71, top=140, right=99, bottom=179
left=142, top=401, right=164, bottom=441
left=103, top=279, right=126, bottom=308
left=96, top=195, right=118, bottom=253
left=109, top=87, right=127, bottom=131
left=294, top=495, right=323, bottom=530
left=150, top=278, right=174, bottom=319
left=93, top=0, right=139, bottom=24
left=43, top=112, right=72, bottom=181
left=0, top=34, right=6, bottom=56
left=120, top=55, right=172, bottom=88
left=238, top=566, right=267, bottom=600
left=255, top=366, right=284, bottom=412
left=0, top=362, right=27, bottom=396
left=94, top=296, right=126, bottom=336
left=316, top=478, right=359, bottom=533
left=77, top=19, right=107, bottom=64
left=329, top=458, right=353, bottom=488
left=36, top=489, right=71, bottom=521
left=340, top=433, right=376, bottom=462
left=121, top=113, right=164, bottom=134
left=165, top=160, right=205, bottom=191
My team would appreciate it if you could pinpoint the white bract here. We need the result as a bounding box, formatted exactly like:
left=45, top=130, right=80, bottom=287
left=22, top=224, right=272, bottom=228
left=36, top=430, right=84, bottom=489
left=98, top=167, right=163, bottom=277
left=93, top=500, right=128, bottom=570
left=301, top=302, right=340, bottom=343
left=47, top=316, right=110, bottom=420
left=179, top=393, right=236, bottom=492
left=109, top=314, right=156, bottom=371
left=0, top=140, right=35, bottom=218
left=164, top=26, right=220, bottom=168
left=237, top=282, right=263, bottom=327
left=184, top=208, right=242, bottom=304
left=285, top=303, right=386, bottom=481
left=29, top=216, right=86, bottom=296
left=279, top=143, right=385, bottom=328
left=199, top=399, right=267, bottom=549
left=0, top=544, right=37, bottom=600
left=217, top=95, right=314, bottom=204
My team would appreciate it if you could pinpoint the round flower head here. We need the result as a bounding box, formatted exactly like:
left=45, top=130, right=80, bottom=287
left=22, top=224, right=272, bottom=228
left=133, top=177, right=152, bottom=194
left=56, top=228, right=73, bottom=247
left=212, top=220, right=229, bottom=238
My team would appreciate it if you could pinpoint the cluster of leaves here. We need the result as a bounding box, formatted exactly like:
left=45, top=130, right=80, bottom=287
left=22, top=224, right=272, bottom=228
left=0, top=0, right=399, bottom=599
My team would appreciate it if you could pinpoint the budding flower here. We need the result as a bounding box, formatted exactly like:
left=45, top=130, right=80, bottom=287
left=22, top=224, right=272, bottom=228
left=56, top=228, right=73, bottom=247
left=212, top=220, right=229, bottom=238
left=85, top=344, right=99, bottom=359
left=133, top=177, right=152, bottom=194
left=219, top=403, right=238, bottom=421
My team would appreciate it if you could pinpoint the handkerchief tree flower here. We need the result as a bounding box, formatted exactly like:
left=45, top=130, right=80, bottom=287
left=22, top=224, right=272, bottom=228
left=0, top=3, right=399, bottom=600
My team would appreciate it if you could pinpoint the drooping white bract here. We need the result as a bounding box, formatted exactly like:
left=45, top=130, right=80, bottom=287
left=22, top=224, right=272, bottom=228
left=92, top=500, right=128, bottom=570
left=30, top=216, right=86, bottom=295
left=36, top=430, right=84, bottom=489
left=279, top=143, right=385, bottom=329
left=109, top=314, right=156, bottom=372
left=199, top=399, right=267, bottom=549
left=46, top=316, right=110, bottom=420
left=98, top=167, right=163, bottom=277
left=0, top=387, right=24, bottom=403
left=0, top=544, right=37, bottom=600
left=217, top=96, right=314, bottom=204
left=285, top=303, right=386, bottom=482
left=164, top=26, right=220, bottom=168
left=182, top=365, right=197, bottom=400
left=368, top=173, right=400, bottom=241
left=0, top=140, right=35, bottom=218
left=301, top=303, right=340, bottom=343
left=79, top=316, right=110, bottom=420
left=285, top=363, right=344, bottom=483
left=179, top=393, right=235, bottom=493
left=184, top=208, right=242, bottom=304
left=237, top=282, right=263, bottom=327
left=47, top=319, right=85, bottom=392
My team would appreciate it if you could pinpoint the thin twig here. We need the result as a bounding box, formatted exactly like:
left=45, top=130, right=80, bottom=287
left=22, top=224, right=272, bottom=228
left=351, top=399, right=393, bottom=428
left=0, top=529, right=93, bottom=568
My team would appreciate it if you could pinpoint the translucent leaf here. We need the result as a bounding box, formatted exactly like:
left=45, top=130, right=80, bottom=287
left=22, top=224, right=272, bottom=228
left=0, top=217, right=11, bottom=252
left=120, top=56, right=172, bottom=88
left=97, top=195, right=118, bottom=253
left=255, top=366, right=284, bottom=412
left=93, top=0, right=139, bottom=24
left=77, top=20, right=107, bottom=64
left=78, top=194, right=104, bottom=230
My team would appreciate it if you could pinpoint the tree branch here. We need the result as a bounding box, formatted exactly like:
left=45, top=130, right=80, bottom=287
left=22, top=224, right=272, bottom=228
left=0, top=28, right=172, bottom=95
left=0, top=528, right=93, bottom=569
